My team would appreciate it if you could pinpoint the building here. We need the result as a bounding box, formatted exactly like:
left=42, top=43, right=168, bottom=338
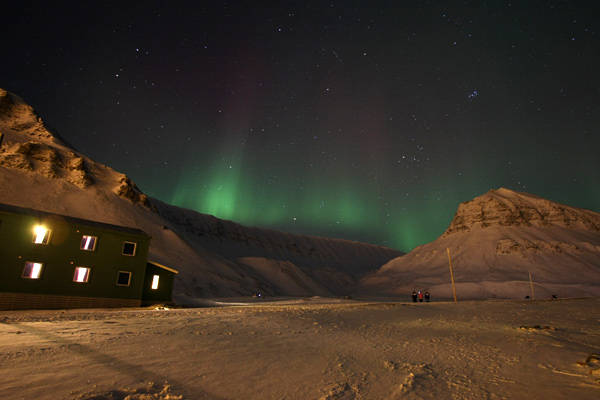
left=142, top=261, right=178, bottom=306
left=0, top=203, right=177, bottom=310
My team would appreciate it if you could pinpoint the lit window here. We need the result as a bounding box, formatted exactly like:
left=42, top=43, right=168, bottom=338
left=116, top=271, right=132, bottom=286
left=151, top=275, right=160, bottom=290
left=80, top=236, right=97, bottom=251
left=33, top=226, right=51, bottom=244
left=23, top=262, right=43, bottom=279
left=73, top=267, right=91, bottom=283
left=122, top=242, right=137, bottom=256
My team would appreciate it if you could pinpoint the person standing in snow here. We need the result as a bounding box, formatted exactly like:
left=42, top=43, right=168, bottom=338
left=412, top=291, right=417, bottom=302
left=418, top=291, right=423, bottom=302
left=425, top=292, right=430, bottom=302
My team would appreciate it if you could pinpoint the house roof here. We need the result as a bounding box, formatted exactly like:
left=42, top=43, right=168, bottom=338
left=0, top=202, right=150, bottom=237
left=147, top=260, right=179, bottom=274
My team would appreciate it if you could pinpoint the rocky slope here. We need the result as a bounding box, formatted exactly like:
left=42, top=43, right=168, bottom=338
left=0, top=88, right=402, bottom=301
left=444, top=188, right=600, bottom=234
left=359, top=188, right=600, bottom=299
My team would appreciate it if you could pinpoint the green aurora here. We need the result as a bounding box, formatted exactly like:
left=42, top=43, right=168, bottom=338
left=3, top=1, right=599, bottom=252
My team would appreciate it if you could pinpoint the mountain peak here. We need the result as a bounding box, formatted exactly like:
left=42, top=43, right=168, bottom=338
left=0, top=88, right=71, bottom=148
left=360, top=189, right=600, bottom=300
left=0, top=88, right=153, bottom=207
left=443, top=188, right=600, bottom=236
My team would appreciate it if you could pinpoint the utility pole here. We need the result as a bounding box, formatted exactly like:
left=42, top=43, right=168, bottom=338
left=447, top=247, right=457, bottom=302
left=529, top=273, right=535, bottom=300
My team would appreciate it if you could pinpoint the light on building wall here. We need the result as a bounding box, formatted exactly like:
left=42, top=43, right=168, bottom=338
left=151, top=275, right=160, bottom=290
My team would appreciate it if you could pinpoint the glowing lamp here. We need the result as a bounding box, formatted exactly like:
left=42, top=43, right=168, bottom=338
left=34, top=226, right=49, bottom=244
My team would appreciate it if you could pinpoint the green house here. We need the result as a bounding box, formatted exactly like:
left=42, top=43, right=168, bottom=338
left=142, top=261, right=178, bottom=306
left=0, top=203, right=177, bottom=310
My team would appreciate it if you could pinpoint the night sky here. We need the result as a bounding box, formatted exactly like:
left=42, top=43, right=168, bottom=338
left=2, top=1, right=599, bottom=252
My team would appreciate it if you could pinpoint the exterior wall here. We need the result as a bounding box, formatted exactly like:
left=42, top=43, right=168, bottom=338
left=0, top=293, right=141, bottom=310
left=141, top=262, right=177, bottom=305
left=0, top=206, right=151, bottom=310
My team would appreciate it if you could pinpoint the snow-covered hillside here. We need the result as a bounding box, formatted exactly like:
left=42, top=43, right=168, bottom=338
left=359, top=188, right=600, bottom=299
left=4, top=87, right=599, bottom=302
left=0, top=88, right=402, bottom=302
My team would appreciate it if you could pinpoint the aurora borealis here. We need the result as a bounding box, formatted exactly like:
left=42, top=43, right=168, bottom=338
left=2, top=1, right=599, bottom=252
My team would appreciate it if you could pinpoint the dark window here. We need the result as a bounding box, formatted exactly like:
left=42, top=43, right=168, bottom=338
left=122, top=242, right=137, bottom=256
left=116, top=271, right=132, bottom=286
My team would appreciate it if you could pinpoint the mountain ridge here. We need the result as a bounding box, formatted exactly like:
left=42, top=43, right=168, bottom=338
left=358, top=187, right=600, bottom=299
left=4, top=87, right=599, bottom=301
left=444, top=187, right=600, bottom=235
left=1, top=88, right=403, bottom=301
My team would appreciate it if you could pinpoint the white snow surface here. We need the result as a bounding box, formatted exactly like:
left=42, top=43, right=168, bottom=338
left=1, top=297, right=600, bottom=399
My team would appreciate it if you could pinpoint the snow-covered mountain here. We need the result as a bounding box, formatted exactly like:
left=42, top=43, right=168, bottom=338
left=359, top=188, right=600, bottom=299
left=0, top=88, right=403, bottom=302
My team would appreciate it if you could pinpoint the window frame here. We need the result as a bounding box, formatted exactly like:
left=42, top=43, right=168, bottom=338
left=22, top=261, right=44, bottom=279
left=33, top=226, right=51, bottom=245
left=73, top=266, right=91, bottom=283
left=80, top=235, right=98, bottom=251
left=116, top=271, right=132, bottom=286
left=122, top=241, right=137, bottom=256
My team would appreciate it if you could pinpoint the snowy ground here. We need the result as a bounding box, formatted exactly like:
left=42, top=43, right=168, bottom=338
left=1, top=297, right=599, bottom=400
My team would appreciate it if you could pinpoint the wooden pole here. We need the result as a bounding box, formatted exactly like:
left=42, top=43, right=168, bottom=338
left=447, top=247, right=457, bottom=302
left=529, top=273, right=535, bottom=300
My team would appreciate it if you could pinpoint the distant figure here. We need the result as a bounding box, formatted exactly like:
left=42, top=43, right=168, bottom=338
left=418, top=291, right=423, bottom=302
left=425, top=291, right=430, bottom=302
left=412, top=291, right=417, bottom=303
